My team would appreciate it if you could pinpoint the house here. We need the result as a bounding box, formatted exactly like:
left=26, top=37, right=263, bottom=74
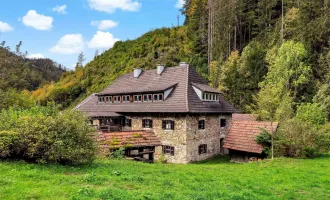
left=75, top=63, right=238, bottom=163
left=223, top=118, right=279, bottom=162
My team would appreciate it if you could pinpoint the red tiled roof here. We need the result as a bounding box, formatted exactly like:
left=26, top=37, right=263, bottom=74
left=98, top=131, right=162, bottom=149
left=224, top=121, right=279, bottom=154
left=232, top=114, right=257, bottom=121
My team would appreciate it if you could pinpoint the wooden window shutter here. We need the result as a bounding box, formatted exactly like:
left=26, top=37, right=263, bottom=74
left=142, top=119, right=145, bottom=128
left=162, top=120, right=166, bottom=129
left=171, top=121, right=175, bottom=130
left=150, top=120, right=153, bottom=128
left=171, top=146, right=174, bottom=156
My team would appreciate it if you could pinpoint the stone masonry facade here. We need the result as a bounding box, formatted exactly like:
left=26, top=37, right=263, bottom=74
left=128, top=113, right=232, bottom=163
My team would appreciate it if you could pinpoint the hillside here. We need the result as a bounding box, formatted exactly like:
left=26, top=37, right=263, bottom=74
left=31, top=27, right=197, bottom=107
left=0, top=46, right=66, bottom=91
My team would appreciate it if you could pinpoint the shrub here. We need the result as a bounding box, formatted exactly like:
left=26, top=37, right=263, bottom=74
left=0, top=105, right=97, bottom=165
left=0, top=131, right=22, bottom=158
left=275, top=119, right=327, bottom=158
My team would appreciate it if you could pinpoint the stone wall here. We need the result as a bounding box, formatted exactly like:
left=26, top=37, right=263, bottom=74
left=186, top=114, right=232, bottom=162
left=128, top=113, right=232, bottom=164
left=129, top=114, right=189, bottom=163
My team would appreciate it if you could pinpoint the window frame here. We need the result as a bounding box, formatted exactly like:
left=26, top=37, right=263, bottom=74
left=113, top=96, right=120, bottom=103
left=198, top=144, right=207, bottom=155
left=162, top=120, right=175, bottom=130
left=198, top=119, right=205, bottom=130
left=125, top=118, right=132, bottom=127
left=122, top=95, right=130, bottom=103
left=142, top=119, right=153, bottom=128
left=134, top=95, right=142, bottom=102
left=98, top=96, right=104, bottom=103
left=220, top=118, right=227, bottom=128
left=143, top=94, right=152, bottom=102
left=163, top=145, right=175, bottom=156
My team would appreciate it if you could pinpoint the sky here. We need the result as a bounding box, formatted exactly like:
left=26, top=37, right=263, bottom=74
left=0, top=0, right=185, bottom=69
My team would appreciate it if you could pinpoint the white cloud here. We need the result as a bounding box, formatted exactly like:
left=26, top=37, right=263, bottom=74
left=52, top=5, right=67, bottom=14
left=88, top=0, right=141, bottom=13
left=27, top=53, right=45, bottom=59
left=22, top=10, right=53, bottom=30
left=88, top=31, right=120, bottom=49
left=91, top=20, right=118, bottom=30
left=0, top=21, right=13, bottom=32
left=175, top=0, right=184, bottom=8
left=50, top=34, right=85, bottom=54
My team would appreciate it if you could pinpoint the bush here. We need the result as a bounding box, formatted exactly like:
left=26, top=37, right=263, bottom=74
left=0, top=105, right=97, bottom=165
left=0, top=131, right=22, bottom=158
left=275, top=119, right=328, bottom=158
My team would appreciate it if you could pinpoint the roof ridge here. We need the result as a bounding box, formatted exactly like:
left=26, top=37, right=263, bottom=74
left=185, top=65, right=190, bottom=112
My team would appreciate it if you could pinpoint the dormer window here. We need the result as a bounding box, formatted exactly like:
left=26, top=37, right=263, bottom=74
left=201, top=92, right=219, bottom=102
left=122, top=95, right=130, bottom=103
left=134, top=95, right=142, bottom=102
left=113, top=96, right=120, bottom=103
left=143, top=94, right=152, bottom=102
left=153, top=93, right=163, bottom=101
left=105, top=96, right=110, bottom=103
left=98, top=96, right=104, bottom=103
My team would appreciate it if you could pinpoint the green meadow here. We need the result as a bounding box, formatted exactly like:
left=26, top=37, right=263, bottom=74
left=1, top=156, right=330, bottom=200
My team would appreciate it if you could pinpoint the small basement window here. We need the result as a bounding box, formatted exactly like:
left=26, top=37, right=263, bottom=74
left=198, top=120, right=205, bottom=130
left=199, top=144, right=207, bottom=154
left=162, top=120, right=174, bottom=130
left=163, top=145, right=175, bottom=156
left=220, top=119, right=227, bottom=127
left=142, top=119, right=153, bottom=128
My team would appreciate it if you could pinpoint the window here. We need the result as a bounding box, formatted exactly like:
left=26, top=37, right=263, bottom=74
left=153, top=94, right=158, bottom=101
left=113, top=96, right=120, bottom=103
left=134, top=95, right=142, bottom=102
left=125, top=118, right=132, bottom=127
left=163, top=145, right=175, bottom=156
left=142, top=119, right=153, bottom=128
left=122, top=95, right=130, bottom=103
left=199, top=144, right=207, bottom=154
left=202, top=93, right=206, bottom=100
left=162, top=120, right=174, bottom=130
left=98, top=96, right=104, bottom=103
left=153, top=93, right=164, bottom=101
left=198, top=120, right=205, bottom=130
left=220, top=119, right=227, bottom=127
left=143, top=94, right=152, bottom=102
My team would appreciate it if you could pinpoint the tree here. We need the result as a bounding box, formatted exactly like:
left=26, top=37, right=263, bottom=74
left=77, top=52, right=86, bottom=67
left=94, top=50, right=99, bottom=58
left=253, top=41, right=313, bottom=159
left=0, top=41, right=5, bottom=47
left=15, top=41, right=22, bottom=55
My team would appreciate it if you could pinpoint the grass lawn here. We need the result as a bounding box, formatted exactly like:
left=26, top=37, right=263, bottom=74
left=0, top=156, right=330, bottom=200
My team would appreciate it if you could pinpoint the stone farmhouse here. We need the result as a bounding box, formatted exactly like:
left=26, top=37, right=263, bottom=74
left=75, top=63, right=239, bottom=163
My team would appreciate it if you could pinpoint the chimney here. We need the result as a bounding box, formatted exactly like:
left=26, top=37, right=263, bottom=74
left=133, top=68, right=142, bottom=78
left=180, top=62, right=189, bottom=68
left=157, top=64, right=165, bottom=75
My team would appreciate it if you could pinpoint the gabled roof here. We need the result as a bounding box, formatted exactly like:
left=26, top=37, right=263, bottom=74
left=98, top=131, right=162, bottom=149
left=191, top=82, right=221, bottom=94
left=76, top=65, right=238, bottom=115
left=223, top=121, right=279, bottom=154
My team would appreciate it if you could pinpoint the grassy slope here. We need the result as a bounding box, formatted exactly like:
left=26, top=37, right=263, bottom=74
left=1, top=156, right=330, bottom=200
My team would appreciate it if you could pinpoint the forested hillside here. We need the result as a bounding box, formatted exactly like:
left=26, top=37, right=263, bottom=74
left=0, top=45, right=66, bottom=91
left=30, top=0, right=329, bottom=123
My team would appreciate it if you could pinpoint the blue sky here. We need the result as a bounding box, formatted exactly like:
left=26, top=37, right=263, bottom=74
left=0, top=0, right=185, bottom=69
